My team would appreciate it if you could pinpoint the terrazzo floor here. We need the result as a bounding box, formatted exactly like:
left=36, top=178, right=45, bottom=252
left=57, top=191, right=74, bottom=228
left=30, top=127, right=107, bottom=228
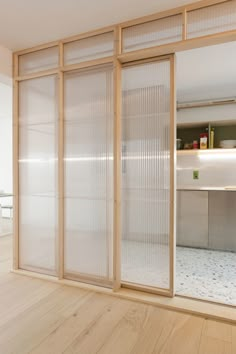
left=176, top=246, right=236, bottom=305
left=122, top=240, right=236, bottom=306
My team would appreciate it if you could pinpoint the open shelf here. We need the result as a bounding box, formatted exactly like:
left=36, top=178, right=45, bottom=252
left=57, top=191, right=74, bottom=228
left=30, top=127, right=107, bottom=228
left=177, top=122, right=236, bottom=150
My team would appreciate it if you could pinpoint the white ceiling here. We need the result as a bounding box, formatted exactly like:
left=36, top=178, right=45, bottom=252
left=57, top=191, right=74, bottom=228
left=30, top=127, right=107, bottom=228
left=0, top=0, right=199, bottom=51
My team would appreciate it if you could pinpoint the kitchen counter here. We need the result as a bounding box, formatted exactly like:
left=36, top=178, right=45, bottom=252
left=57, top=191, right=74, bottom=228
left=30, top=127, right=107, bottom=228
left=177, top=186, right=236, bottom=191
left=177, top=189, right=236, bottom=252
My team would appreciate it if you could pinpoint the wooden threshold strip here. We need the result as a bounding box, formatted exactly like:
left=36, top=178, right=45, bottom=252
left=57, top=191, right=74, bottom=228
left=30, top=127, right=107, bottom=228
left=11, top=269, right=236, bottom=325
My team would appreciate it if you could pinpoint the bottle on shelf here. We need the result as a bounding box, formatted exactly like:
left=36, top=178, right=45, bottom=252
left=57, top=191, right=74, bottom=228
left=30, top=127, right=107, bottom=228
left=210, top=128, right=215, bottom=149
left=200, top=132, right=208, bottom=149
left=193, top=140, right=198, bottom=149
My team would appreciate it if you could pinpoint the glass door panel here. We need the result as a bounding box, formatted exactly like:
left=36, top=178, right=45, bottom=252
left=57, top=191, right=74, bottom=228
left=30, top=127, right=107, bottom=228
left=18, top=75, right=58, bottom=275
left=64, top=65, right=113, bottom=286
left=121, top=58, right=175, bottom=294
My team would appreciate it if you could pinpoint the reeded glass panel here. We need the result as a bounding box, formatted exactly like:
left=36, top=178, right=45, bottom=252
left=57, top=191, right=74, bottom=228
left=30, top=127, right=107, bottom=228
left=19, top=46, right=59, bottom=76
left=19, top=76, right=58, bottom=275
left=19, top=76, right=58, bottom=124
left=64, top=65, right=113, bottom=284
left=187, top=1, right=236, bottom=38
left=123, top=14, right=182, bottom=52
left=64, top=32, right=114, bottom=65
left=121, top=60, right=171, bottom=290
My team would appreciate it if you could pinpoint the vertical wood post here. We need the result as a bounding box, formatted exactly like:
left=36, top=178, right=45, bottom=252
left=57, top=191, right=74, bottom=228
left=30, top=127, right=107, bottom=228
left=113, top=26, right=122, bottom=291
left=13, top=53, right=19, bottom=270
left=58, top=42, right=64, bottom=279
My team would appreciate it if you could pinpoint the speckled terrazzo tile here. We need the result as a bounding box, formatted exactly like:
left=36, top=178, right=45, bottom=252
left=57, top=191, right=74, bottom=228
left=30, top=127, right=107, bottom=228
left=176, top=246, right=236, bottom=305
left=121, top=240, right=236, bottom=306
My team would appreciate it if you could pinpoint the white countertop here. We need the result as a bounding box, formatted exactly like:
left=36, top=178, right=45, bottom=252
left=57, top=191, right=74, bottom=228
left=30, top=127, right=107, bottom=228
left=177, top=186, right=236, bottom=191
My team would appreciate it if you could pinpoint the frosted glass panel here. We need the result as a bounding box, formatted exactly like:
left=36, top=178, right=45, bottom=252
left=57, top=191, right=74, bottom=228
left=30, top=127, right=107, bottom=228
left=64, top=66, right=113, bottom=284
left=64, top=32, right=114, bottom=65
left=123, top=15, right=182, bottom=52
left=19, top=196, right=57, bottom=273
left=19, top=75, right=58, bottom=275
left=121, top=61, right=171, bottom=290
left=19, top=124, right=57, bottom=196
left=187, top=1, right=236, bottom=38
left=19, top=76, right=58, bottom=124
left=19, top=46, right=59, bottom=75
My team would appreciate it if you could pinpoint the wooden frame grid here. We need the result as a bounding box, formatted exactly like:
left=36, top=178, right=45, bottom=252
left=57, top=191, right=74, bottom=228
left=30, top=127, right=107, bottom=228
left=12, top=0, right=236, bottom=306
left=182, top=9, right=188, bottom=40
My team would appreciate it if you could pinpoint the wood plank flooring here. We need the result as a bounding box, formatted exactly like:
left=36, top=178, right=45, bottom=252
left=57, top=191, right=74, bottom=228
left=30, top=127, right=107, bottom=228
left=0, top=235, right=235, bottom=354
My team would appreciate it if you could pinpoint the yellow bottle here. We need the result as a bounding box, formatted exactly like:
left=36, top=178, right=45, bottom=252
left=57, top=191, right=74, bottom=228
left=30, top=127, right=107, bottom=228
left=210, top=129, right=214, bottom=149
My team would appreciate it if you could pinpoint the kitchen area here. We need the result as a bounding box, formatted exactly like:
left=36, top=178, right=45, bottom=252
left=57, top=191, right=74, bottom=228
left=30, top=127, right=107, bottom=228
left=175, top=42, right=236, bottom=305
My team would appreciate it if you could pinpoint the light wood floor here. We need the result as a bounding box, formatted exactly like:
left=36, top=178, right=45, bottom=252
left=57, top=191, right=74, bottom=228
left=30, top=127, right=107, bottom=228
left=0, top=236, right=235, bottom=354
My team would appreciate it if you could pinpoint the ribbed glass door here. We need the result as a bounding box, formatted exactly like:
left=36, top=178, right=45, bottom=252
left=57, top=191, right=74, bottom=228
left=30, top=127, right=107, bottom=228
left=64, top=65, right=113, bottom=286
left=18, top=75, right=58, bottom=275
left=121, top=57, right=175, bottom=294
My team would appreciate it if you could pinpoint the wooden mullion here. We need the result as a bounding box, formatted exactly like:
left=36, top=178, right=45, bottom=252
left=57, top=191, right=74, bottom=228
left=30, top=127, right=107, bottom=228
left=182, top=9, right=187, bottom=40
left=58, top=43, right=64, bottom=280
left=13, top=53, right=19, bottom=270
left=169, top=54, right=176, bottom=297
left=113, top=27, right=122, bottom=291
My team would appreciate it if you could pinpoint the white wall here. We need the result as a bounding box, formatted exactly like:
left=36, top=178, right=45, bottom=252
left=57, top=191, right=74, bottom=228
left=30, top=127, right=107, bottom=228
left=0, top=44, right=12, bottom=83
left=0, top=45, right=12, bottom=194
left=177, top=150, right=236, bottom=189
left=176, top=41, right=236, bottom=125
left=177, top=104, right=236, bottom=125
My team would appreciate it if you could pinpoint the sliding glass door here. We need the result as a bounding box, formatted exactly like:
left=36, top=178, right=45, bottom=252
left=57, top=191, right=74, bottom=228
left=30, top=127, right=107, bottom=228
left=64, top=65, right=114, bottom=286
left=121, top=57, right=175, bottom=295
left=17, top=57, right=175, bottom=293
left=19, top=75, right=58, bottom=275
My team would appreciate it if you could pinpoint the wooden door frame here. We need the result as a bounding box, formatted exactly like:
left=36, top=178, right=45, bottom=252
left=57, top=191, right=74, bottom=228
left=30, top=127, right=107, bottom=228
left=12, top=0, right=236, bottom=307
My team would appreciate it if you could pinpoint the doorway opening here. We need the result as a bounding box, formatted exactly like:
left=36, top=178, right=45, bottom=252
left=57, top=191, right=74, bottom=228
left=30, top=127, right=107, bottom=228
left=176, top=41, right=236, bottom=306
